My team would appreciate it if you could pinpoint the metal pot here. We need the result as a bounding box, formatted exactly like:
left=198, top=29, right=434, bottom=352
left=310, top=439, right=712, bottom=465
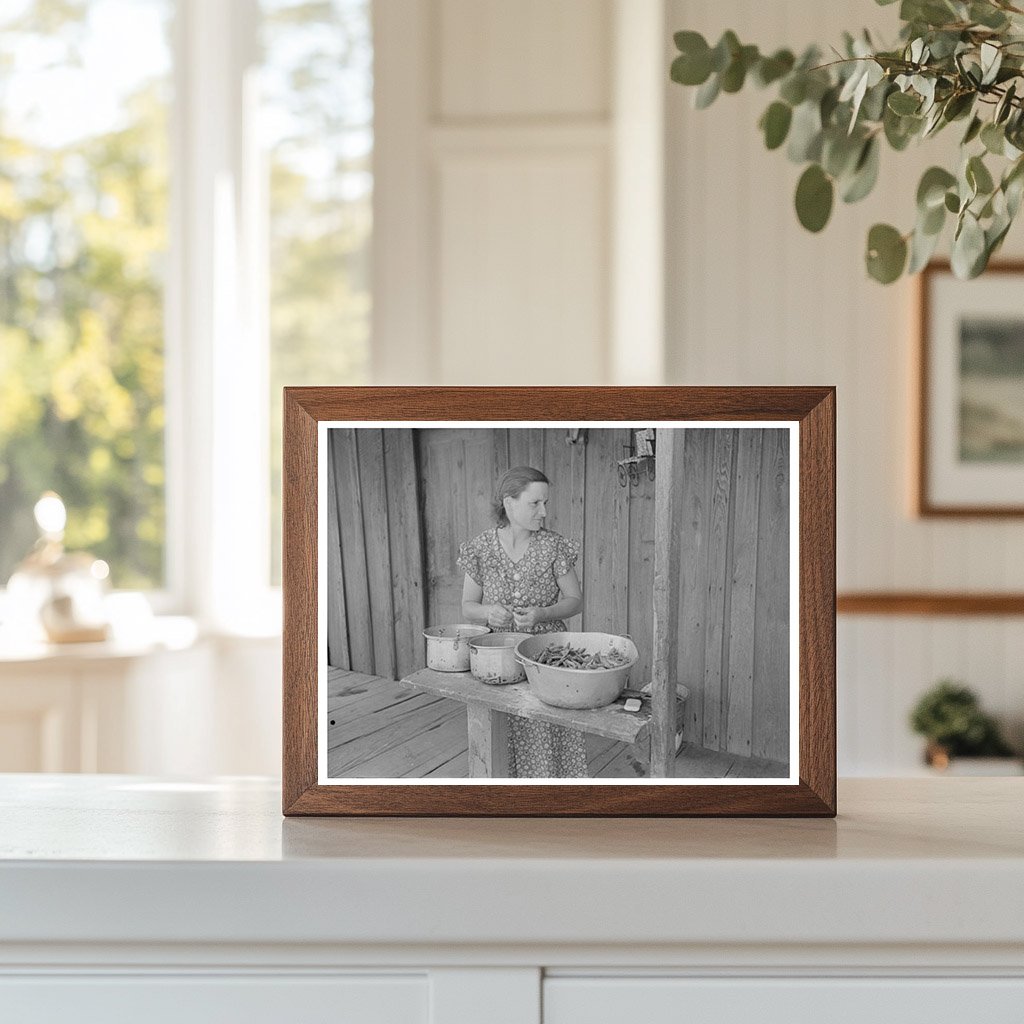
left=469, top=632, right=531, bottom=685
left=515, top=631, right=639, bottom=709
left=422, top=624, right=490, bottom=672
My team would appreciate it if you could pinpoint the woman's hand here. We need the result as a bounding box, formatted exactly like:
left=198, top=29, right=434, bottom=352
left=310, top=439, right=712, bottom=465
left=487, top=603, right=514, bottom=629
left=513, top=606, right=545, bottom=631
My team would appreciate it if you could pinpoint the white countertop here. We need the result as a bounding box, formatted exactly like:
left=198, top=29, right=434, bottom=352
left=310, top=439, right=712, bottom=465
left=2, top=775, right=1023, bottom=953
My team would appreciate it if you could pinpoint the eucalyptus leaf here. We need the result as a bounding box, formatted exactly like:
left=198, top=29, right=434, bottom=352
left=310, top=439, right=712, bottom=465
left=884, top=106, right=921, bottom=150
left=760, top=101, right=793, bottom=150
left=962, top=115, right=983, bottom=145
left=721, top=44, right=759, bottom=93
left=951, top=212, right=986, bottom=278
left=942, top=92, right=974, bottom=122
left=995, top=82, right=1017, bottom=124
left=694, top=73, right=721, bottom=109
left=917, top=166, right=957, bottom=210
left=908, top=222, right=942, bottom=273
left=861, top=80, right=892, bottom=122
left=967, top=154, right=995, bottom=196
left=822, top=129, right=864, bottom=178
left=888, top=90, right=921, bottom=115
left=920, top=200, right=946, bottom=235
left=945, top=190, right=961, bottom=213
left=787, top=101, right=823, bottom=162
left=970, top=2, right=1009, bottom=30
left=981, top=122, right=1005, bottom=155
left=795, top=164, right=834, bottom=232
left=1006, top=172, right=1024, bottom=218
left=710, top=31, right=740, bottom=73
left=866, top=223, right=908, bottom=283
left=754, top=49, right=795, bottom=87
left=842, top=137, right=880, bottom=203
left=980, top=42, right=1002, bottom=86
left=779, top=73, right=807, bottom=106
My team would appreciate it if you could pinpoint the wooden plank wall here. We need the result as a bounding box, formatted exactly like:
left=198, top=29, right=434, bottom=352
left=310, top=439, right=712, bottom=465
left=327, top=429, right=427, bottom=680
left=675, top=428, right=791, bottom=764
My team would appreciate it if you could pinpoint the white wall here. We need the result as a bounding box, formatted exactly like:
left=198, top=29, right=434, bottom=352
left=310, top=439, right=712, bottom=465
left=665, top=0, right=1024, bottom=773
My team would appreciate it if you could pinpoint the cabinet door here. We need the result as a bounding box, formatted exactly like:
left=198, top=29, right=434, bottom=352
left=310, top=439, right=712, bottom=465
left=0, top=974, right=427, bottom=1024
left=544, top=977, right=1024, bottom=1023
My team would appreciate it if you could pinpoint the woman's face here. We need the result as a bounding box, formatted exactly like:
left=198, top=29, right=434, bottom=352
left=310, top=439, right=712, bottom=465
left=504, top=481, right=549, bottom=532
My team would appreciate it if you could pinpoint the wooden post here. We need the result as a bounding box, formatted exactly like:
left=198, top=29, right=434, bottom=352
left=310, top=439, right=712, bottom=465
left=466, top=706, right=510, bottom=778
left=651, top=428, right=681, bottom=777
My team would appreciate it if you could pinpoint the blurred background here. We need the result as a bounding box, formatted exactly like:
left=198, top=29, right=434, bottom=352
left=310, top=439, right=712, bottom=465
left=0, top=0, right=1021, bottom=778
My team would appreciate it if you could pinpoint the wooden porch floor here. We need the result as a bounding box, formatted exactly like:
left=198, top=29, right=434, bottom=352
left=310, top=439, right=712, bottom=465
left=327, top=669, right=788, bottom=780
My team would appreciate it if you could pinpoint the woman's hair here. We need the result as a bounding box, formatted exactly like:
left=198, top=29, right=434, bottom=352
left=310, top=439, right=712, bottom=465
left=492, top=466, right=548, bottom=526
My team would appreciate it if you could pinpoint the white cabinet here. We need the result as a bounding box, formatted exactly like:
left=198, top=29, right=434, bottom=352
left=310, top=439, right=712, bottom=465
left=1, top=975, right=428, bottom=1024
left=544, top=977, right=1024, bottom=1024
left=2, top=777, right=1023, bottom=1024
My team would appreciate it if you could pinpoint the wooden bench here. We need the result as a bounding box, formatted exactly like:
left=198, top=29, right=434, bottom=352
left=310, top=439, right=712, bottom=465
left=400, top=668, right=687, bottom=778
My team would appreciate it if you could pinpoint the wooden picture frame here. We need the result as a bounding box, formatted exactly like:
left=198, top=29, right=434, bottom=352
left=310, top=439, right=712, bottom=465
left=917, top=261, right=1024, bottom=517
left=283, top=387, right=836, bottom=816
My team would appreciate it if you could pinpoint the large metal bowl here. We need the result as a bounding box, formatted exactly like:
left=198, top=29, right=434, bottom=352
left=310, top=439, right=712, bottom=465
left=515, top=631, right=639, bottom=709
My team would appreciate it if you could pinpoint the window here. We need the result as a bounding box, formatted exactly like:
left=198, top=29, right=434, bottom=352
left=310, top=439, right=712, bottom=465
left=0, top=0, right=172, bottom=589
left=0, top=0, right=373, bottom=620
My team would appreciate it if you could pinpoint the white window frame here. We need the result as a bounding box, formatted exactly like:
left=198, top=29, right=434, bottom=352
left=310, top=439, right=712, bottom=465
left=166, top=0, right=279, bottom=634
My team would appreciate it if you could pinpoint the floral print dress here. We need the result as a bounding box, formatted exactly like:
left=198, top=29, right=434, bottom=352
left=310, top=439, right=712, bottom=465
left=457, top=527, right=589, bottom=778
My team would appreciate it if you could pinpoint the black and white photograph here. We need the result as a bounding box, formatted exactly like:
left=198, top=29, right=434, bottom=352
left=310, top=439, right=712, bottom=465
left=320, top=423, right=795, bottom=783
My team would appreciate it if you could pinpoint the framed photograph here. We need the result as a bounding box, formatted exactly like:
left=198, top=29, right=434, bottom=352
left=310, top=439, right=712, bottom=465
left=283, top=387, right=835, bottom=816
left=918, top=261, right=1024, bottom=517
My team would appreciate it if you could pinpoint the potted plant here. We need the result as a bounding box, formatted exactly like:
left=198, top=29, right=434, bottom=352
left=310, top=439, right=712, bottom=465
left=670, top=0, right=1024, bottom=283
left=909, top=679, right=1018, bottom=771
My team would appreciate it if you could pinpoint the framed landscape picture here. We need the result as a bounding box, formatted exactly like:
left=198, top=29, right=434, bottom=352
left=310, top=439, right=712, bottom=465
left=918, top=262, right=1024, bottom=516
left=282, top=387, right=836, bottom=816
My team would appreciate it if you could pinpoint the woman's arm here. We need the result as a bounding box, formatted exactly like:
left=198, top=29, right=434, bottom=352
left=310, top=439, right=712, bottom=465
left=513, top=567, right=583, bottom=630
left=461, top=574, right=513, bottom=629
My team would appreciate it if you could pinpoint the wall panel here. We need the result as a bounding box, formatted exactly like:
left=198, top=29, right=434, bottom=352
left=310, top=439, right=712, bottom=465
left=436, top=152, right=608, bottom=385
left=438, top=0, right=611, bottom=120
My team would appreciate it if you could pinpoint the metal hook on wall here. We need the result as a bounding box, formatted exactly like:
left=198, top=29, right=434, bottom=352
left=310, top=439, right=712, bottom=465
left=616, top=428, right=656, bottom=487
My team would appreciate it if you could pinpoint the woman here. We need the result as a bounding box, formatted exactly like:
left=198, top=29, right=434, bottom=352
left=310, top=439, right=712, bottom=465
left=457, top=466, right=589, bottom=778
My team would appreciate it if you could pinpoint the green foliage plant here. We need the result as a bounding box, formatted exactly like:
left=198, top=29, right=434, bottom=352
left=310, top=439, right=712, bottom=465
left=909, top=679, right=1015, bottom=757
left=671, top=0, right=1024, bottom=283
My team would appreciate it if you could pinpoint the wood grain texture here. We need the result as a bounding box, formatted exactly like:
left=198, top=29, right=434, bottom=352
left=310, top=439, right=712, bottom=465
left=332, top=429, right=374, bottom=672
left=582, top=429, right=630, bottom=634
left=726, top=429, right=762, bottom=758
left=383, top=430, right=427, bottom=679
left=798, top=390, right=837, bottom=812
left=702, top=428, right=735, bottom=751
left=754, top=429, right=791, bottom=763
left=359, top=429, right=397, bottom=681
left=325, top=432, right=350, bottom=670
left=677, top=429, right=712, bottom=747
left=651, top=428, right=682, bottom=777
left=282, top=386, right=835, bottom=816
left=837, top=592, right=1024, bottom=615
left=401, top=669, right=650, bottom=745
left=282, top=390, right=319, bottom=813
left=626, top=461, right=655, bottom=688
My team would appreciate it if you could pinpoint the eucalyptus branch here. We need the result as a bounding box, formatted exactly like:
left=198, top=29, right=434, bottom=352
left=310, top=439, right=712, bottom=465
left=670, top=1, right=1024, bottom=283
